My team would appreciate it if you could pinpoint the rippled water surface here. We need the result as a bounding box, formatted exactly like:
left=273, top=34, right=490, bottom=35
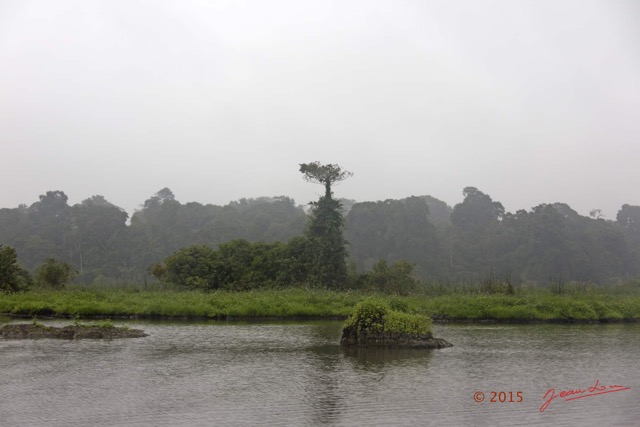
left=1, top=320, right=639, bottom=426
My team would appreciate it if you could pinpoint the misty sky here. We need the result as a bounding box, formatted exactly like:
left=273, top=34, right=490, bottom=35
left=1, top=0, right=639, bottom=219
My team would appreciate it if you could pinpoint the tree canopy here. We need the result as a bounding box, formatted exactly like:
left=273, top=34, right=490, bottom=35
left=298, top=162, right=353, bottom=288
left=0, top=245, right=32, bottom=293
left=299, top=162, right=353, bottom=198
left=1, top=183, right=640, bottom=289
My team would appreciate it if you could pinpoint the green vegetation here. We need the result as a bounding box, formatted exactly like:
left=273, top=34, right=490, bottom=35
left=93, top=319, right=116, bottom=328
left=1, top=180, right=640, bottom=288
left=35, top=257, right=76, bottom=288
left=2, top=286, right=640, bottom=322
left=343, top=297, right=432, bottom=337
left=0, top=189, right=308, bottom=284
left=304, top=193, right=349, bottom=289
left=73, top=317, right=116, bottom=329
left=0, top=288, right=361, bottom=319
left=359, top=260, right=419, bottom=295
left=299, top=161, right=354, bottom=199
left=2, top=163, right=640, bottom=312
left=0, top=245, right=32, bottom=293
left=154, top=239, right=304, bottom=290
left=299, top=162, right=353, bottom=288
left=346, top=196, right=442, bottom=276
left=148, top=162, right=355, bottom=291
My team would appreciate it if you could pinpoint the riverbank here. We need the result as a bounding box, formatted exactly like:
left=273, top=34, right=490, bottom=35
left=1, top=288, right=640, bottom=322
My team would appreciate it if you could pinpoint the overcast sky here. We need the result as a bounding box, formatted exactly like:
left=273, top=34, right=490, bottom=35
left=1, top=0, right=638, bottom=219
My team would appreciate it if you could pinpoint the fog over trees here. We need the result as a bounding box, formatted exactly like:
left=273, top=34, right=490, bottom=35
left=1, top=186, right=638, bottom=286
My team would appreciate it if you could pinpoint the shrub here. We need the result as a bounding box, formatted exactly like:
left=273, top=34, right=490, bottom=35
left=35, top=258, right=76, bottom=289
left=343, top=297, right=432, bottom=337
left=163, top=245, right=218, bottom=290
left=389, top=298, right=409, bottom=312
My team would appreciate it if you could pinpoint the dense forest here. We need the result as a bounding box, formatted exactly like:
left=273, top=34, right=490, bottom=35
left=1, top=186, right=639, bottom=286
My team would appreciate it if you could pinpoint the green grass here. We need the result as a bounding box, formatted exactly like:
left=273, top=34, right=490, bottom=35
left=0, top=288, right=363, bottom=319
left=411, top=292, right=640, bottom=321
left=1, top=287, right=640, bottom=322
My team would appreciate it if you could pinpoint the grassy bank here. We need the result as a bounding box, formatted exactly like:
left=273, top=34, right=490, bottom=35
left=2, top=287, right=640, bottom=322
left=0, top=288, right=362, bottom=319
left=421, top=293, right=640, bottom=321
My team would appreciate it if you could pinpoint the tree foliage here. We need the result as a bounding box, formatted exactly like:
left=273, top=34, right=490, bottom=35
left=157, top=162, right=354, bottom=290
left=299, top=162, right=353, bottom=288
left=451, top=186, right=504, bottom=233
left=161, top=245, right=218, bottom=290
left=35, top=258, right=76, bottom=288
left=158, top=240, right=305, bottom=290
left=299, top=162, right=353, bottom=198
left=0, top=245, right=32, bottom=293
left=0, top=189, right=307, bottom=283
left=345, top=197, right=441, bottom=276
left=304, top=195, right=349, bottom=288
left=1, top=183, right=640, bottom=288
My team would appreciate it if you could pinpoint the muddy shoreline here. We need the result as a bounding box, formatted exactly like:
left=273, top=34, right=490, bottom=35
left=0, top=323, right=148, bottom=339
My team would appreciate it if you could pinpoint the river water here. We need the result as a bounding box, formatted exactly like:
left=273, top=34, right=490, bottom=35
left=1, top=320, right=638, bottom=426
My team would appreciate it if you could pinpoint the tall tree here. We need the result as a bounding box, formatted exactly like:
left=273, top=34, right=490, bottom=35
left=451, top=187, right=504, bottom=233
left=299, top=162, right=353, bottom=198
left=128, top=188, right=183, bottom=273
left=24, top=191, right=73, bottom=269
left=449, top=187, right=505, bottom=274
left=69, top=195, right=128, bottom=280
left=299, top=162, right=353, bottom=288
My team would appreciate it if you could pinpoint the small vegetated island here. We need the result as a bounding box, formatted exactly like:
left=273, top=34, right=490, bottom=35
left=0, top=320, right=147, bottom=340
left=341, top=298, right=452, bottom=349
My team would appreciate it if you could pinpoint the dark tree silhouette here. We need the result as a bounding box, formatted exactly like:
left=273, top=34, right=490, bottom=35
left=299, top=162, right=353, bottom=199
left=299, top=162, right=353, bottom=288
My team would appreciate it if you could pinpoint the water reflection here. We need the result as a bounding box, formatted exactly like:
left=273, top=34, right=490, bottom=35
left=1, top=320, right=639, bottom=426
left=341, top=346, right=434, bottom=367
left=304, top=345, right=343, bottom=425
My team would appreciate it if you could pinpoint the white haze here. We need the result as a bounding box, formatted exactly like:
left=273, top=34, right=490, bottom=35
left=1, top=0, right=638, bottom=219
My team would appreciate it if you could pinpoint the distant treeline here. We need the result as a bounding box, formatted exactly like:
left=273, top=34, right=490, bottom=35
left=1, top=187, right=639, bottom=285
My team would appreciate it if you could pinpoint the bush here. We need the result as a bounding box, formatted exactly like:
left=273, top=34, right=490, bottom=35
left=163, top=245, right=218, bottom=290
left=343, top=297, right=432, bottom=337
left=35, top=258, right=76, bottom=289
left=162, top=239, right=315, bottom=291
